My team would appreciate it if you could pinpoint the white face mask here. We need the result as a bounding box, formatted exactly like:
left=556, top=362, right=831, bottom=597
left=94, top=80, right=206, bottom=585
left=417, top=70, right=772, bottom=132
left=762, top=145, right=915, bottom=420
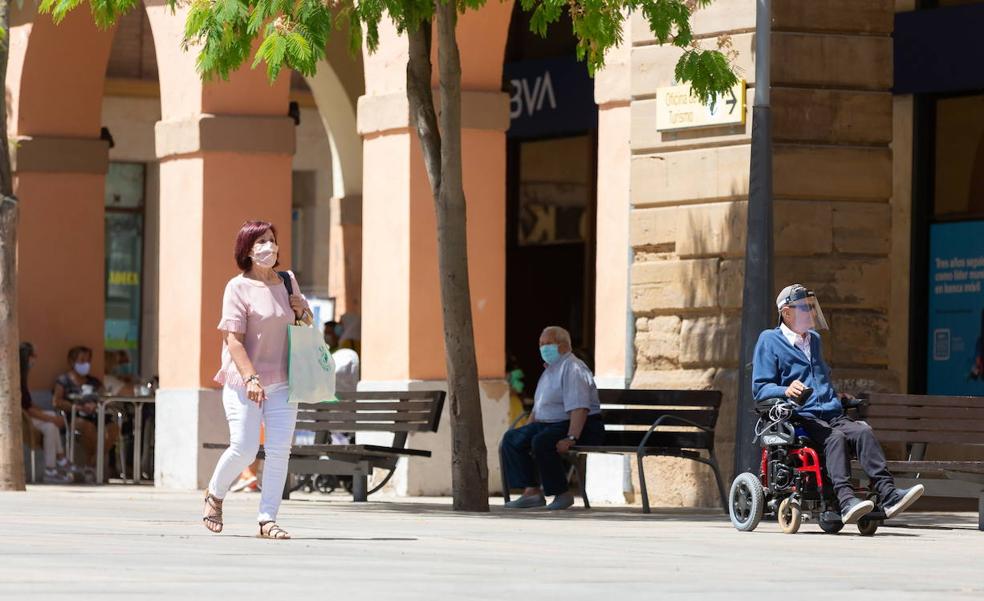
left=74, top=362, right=91, bottom=376
left=251, top=241, right=278, bottom=268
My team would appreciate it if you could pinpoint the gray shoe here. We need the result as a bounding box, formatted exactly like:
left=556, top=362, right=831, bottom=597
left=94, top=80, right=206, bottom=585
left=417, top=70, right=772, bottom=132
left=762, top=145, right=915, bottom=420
left=840, top=497, right=875, bottom=524
left=545, top=492, right=575, bottom=511
left=504, top=494, right=546, bottom=509
left=884, top=484, right=925, bottom=519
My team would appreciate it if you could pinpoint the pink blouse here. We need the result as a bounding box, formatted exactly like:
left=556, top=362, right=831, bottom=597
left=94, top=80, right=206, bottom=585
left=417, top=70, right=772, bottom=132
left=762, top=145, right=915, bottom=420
left=214, top=271, right=308, bottom=388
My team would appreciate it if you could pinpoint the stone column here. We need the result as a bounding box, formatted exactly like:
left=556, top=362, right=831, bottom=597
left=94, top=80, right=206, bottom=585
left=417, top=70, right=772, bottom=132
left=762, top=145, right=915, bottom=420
left=357, top=11, right=513, bottom=495
left=626, top=0, right=896, bottom=508
left=589, top=23, right=635, bottom=504
left=328, top=194, right=362, bottom=316
left=14, top=137, right=110, bottom=387
left=6, top=8, right=116, bottom=389
left=152, top=115, right=296, bottom=489
left=146, top=0, right=296, bottom=488
left=770, top=1, right=896, bottom=392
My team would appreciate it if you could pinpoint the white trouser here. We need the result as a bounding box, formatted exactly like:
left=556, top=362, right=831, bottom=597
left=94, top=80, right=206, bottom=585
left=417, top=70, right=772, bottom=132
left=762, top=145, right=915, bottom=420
left=208, top=383, right=298, bottom=523
left=30, top=412, right=64, bottom=469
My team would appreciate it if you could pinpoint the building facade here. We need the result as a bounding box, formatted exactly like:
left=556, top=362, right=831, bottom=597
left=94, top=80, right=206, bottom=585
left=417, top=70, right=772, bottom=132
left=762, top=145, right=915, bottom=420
left=9, top=0, right=984, bottom=506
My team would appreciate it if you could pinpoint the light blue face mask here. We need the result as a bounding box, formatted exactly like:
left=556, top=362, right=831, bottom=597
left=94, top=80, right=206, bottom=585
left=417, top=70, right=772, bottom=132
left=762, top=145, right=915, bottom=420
left=539, top=344, right=561, bottom=365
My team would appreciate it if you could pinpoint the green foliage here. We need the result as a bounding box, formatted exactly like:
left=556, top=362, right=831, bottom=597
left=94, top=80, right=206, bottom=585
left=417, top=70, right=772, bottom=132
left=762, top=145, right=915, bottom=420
left=37, top=0, right=737, bottom=102
left=40, top=0, right=140, bottom=30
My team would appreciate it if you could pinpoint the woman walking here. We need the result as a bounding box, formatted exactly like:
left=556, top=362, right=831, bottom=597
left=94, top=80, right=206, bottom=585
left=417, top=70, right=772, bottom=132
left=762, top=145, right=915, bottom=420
left=202, top=220, right=312, bottom=539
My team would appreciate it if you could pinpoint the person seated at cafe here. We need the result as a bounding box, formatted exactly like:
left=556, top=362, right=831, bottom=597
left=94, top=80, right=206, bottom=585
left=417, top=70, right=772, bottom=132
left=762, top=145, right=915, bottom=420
left=52, top=346, right=120, bottom=477
left=20, top=342, right=73, bottom=483
left=500, top=326, right=605, bottom=511
left=103, top=349, right=136, bottom=397
left=323, top=320, right=360, bottom=394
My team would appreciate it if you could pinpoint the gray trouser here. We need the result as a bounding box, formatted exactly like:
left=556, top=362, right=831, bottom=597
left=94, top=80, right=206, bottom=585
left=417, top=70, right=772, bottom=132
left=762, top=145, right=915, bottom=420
left=798, top=415, right=896, bottom=507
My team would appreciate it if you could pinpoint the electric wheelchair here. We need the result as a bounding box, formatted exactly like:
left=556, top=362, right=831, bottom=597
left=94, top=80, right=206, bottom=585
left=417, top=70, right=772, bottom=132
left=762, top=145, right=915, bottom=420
left=728, top=389, right=886, bottom=536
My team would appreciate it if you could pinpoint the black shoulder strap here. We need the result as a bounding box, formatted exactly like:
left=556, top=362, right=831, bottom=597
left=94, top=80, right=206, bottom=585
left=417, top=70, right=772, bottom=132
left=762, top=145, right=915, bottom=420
left=278, top=271, right=293, bottom=295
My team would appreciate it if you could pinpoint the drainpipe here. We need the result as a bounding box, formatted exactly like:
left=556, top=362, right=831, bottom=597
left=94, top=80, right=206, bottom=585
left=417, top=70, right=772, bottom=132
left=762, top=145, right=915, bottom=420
left=734, top=0, right=774, bottom=479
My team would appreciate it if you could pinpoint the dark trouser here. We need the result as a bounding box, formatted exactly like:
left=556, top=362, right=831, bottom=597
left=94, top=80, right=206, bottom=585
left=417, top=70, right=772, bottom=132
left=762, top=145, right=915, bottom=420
left=798, top=415, right=897, bottom=508
left=501, top=415, right=605, bottom=496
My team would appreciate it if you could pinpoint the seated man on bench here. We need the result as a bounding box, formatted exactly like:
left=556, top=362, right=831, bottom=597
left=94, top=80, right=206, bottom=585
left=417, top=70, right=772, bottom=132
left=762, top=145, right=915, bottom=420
left=753, top=284, right=925, bottom=525
left=501, top=326, right=604, bottom=511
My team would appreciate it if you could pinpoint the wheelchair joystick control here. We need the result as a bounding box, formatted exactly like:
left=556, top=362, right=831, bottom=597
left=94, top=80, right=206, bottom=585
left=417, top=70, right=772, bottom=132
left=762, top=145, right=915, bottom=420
left=793, top=387, right=813, bottom=405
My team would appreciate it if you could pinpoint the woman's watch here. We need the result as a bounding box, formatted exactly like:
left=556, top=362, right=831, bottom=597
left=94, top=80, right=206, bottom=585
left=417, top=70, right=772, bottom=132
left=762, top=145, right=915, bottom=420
left=566, top=435, right=578, bottom=443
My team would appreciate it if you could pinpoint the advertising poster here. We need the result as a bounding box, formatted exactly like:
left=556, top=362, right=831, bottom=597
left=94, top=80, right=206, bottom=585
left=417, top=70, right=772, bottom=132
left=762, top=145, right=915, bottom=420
left=927, top=220, right=984, bottom=395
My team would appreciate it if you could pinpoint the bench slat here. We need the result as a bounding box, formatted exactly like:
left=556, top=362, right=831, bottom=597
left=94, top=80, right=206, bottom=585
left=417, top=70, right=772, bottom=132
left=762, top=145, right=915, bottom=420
left=598, top=409, right=718, bottom=428
left=334, top=391, right=444, bottom=401
left=867, top=417, right=984, bottom=433
left=866, top=393, right=984, bottom=409
left=296, top=401, right=436, bottom=412
left=295, top=410, right=431, bottom=422
left=883, top=460, right=984, bottom=474
left=602, top=430, right=714, bottom=450
left=867, top=405, right=984, bottom=420
left=598, top=389, right=722, bottom=408
left=874, top=430, right=984, bottom=446
left=294, top=421, right=433, bottom=432
left=289, top=444, right=433, bottom=458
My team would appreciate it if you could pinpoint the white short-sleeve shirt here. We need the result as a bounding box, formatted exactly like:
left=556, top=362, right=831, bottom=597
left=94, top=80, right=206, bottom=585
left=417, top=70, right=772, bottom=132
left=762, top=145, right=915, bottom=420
left=532, top=353, right=602, bottom=423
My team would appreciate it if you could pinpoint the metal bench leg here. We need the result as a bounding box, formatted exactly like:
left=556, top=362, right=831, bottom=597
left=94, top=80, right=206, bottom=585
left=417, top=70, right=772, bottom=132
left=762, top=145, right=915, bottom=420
left=575, top=454, right=590, bottom=509
left=352, top=462, right=369, bottom=502
left=282, top=474, right=293, bottom=501
left=499, top=442, right=511, bottom=504
left=707, top=455, right=728, bottom=515
left=637, top=452, right=651, bottom=514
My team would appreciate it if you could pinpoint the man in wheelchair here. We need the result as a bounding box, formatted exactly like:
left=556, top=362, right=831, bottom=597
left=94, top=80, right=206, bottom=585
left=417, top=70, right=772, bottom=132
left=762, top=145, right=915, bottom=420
left=752, top=284, right=924, bottom=525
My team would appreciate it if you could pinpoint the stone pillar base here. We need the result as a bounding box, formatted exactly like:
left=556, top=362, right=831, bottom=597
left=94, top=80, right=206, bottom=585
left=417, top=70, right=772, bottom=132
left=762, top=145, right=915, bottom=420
left=154, top=388, right=226, bottom=490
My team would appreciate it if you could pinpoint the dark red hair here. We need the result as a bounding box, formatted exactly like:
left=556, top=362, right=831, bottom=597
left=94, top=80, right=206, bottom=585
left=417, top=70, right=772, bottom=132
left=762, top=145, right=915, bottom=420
left=234, top=220, right=279, bottom=271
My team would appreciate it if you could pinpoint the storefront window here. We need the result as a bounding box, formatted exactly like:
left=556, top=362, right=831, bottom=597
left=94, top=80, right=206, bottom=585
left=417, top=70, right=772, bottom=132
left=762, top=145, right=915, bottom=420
left=934, top=94, right=984, bottom=218
left=925, top=94, right=984, bottom=395
left=105, top=163, right=145, bottom=373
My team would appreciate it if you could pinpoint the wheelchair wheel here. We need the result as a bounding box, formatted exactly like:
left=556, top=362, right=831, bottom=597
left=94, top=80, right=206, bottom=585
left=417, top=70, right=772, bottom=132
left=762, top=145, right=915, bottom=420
left=777, top=497, right=801, bottom=534
left=729, top=472, right=764, bottom=532
left=818, top=512, right=844, bottom=534
left=857, top=517, right=880, bottom=537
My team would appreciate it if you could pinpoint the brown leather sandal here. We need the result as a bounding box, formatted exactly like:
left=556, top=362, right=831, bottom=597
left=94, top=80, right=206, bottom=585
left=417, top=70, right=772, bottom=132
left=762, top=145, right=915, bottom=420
left=258, top=521, right=290, bottom=539
left=202, top=490, right=223, bottom=533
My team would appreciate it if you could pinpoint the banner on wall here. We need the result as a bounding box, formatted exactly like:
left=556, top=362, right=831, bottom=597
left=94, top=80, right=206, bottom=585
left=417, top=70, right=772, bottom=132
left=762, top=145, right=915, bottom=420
left=927, top=220, right=984, bottom=395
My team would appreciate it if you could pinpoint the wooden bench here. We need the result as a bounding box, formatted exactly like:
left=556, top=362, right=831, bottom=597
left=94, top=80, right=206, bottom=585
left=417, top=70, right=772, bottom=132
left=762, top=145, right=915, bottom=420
left=854, top=393, right=984, bottom=530
left=499, top=389, right=726, bottom=514
left=206, top=390, right=445, bottom=502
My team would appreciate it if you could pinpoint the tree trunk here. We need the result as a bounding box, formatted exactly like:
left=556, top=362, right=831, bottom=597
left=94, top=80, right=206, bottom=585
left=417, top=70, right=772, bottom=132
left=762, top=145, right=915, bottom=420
left=0, top=0, right=27, bottom=491
left=405, top=2, right=489, bottom=511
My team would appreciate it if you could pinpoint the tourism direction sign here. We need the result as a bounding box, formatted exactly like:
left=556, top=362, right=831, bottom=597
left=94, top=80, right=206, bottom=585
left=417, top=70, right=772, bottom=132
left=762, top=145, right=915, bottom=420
left=655, top=80, right=746, bottom=131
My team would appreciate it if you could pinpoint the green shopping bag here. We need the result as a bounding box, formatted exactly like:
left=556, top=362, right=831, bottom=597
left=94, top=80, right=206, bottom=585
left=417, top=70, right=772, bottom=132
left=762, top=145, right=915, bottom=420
left=287, top=323, right=337, bottom=404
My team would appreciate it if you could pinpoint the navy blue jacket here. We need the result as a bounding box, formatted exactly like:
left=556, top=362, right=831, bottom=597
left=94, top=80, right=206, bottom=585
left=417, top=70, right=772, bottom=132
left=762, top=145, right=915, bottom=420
left=752, top=327, right=842, bottom=421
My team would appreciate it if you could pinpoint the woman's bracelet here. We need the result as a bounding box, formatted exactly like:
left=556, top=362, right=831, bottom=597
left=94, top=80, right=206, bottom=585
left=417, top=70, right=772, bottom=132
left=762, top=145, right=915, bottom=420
left=245, top=374, right=261, bottom=386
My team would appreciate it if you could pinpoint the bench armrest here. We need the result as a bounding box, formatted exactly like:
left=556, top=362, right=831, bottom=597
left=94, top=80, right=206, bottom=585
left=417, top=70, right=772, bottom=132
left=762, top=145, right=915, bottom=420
left=842, top=394, right=869, bottom=416
left=637, top=414, right=714, bottom=455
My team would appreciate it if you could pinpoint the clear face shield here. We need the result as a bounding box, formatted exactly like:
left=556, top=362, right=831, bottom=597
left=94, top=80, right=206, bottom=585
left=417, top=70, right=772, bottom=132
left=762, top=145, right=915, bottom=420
left=779, top=289, right=829, bottom=332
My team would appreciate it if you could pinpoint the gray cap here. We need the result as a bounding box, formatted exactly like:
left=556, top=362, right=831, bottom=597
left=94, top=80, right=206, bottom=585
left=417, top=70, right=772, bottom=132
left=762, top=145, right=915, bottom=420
left=776, top=284, right=806, bottom=311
